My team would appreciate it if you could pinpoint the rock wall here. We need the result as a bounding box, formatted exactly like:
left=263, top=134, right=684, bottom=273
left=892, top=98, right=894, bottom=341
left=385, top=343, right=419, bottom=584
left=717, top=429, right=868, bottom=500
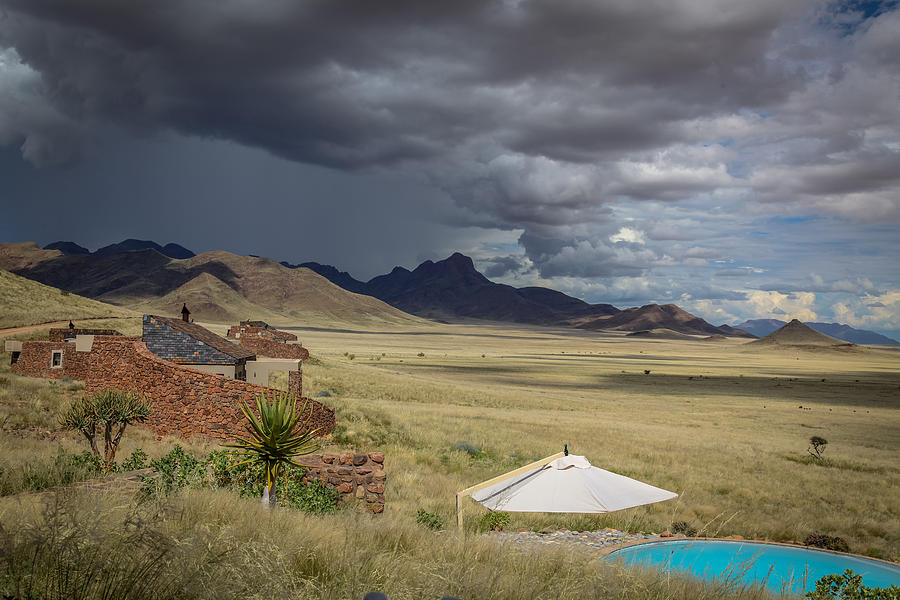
left=84, top=336, right=333, bottom=439
left=301, top=452, right=386, bottom=513
left=237, top=336, right=310, bottom=360
left=227, top=325, right=298, bottom=342
left=49, top=328, right=121, bottom=341
left=12, top=340, right=92, bottom=380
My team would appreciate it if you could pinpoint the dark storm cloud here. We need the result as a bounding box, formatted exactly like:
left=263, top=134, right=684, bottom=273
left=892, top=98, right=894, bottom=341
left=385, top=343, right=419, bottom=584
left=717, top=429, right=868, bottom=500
left=0, top=0, right=898, bottom=300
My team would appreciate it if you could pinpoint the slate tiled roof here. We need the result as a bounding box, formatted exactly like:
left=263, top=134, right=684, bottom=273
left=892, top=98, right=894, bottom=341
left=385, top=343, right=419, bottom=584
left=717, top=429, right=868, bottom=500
left=146, top=315, right=256, bottom=361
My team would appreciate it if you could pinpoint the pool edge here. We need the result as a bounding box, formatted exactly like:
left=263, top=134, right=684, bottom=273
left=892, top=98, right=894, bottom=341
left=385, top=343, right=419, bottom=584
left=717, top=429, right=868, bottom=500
left=599, top=536, right=900, bottom=569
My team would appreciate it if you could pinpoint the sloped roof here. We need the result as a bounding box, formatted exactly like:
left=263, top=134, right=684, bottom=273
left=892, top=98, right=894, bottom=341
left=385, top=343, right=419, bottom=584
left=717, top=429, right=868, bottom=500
left=149, top=315, right=256, bottom=360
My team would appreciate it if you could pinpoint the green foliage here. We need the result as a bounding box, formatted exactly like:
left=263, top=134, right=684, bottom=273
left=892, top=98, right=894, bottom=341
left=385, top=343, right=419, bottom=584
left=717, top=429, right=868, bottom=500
left=806, top=569, right=900, bottom=600
left=804, top=532, right=851, bottom=553
left=0, top=449, right=101, bottom=496
left=120, top=448, right=149, bottom=471
left=479, top=511, right=511, bottom=532
left=672, top=521, right=698, bottom=537
left=225, top=390, right=322, bottom=506
left=417, top=352, right=425, bottom=357
left=143, top=448, right=341, bottom=515
left=416, top=508, right=444, bottom=531
left=59, top=388, right=151, bottom=471
left=140, top=445, right=206, bottom=498
left=451, top=441, right=483, bottom=457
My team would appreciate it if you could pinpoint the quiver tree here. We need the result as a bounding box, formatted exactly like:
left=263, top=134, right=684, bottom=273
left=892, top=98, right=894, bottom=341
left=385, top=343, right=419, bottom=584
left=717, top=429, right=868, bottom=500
left=808, top=435, right=828, bottom=460
left=60, top=389, right=151, bottom=472
left=226, top=391, right=321, bottom=507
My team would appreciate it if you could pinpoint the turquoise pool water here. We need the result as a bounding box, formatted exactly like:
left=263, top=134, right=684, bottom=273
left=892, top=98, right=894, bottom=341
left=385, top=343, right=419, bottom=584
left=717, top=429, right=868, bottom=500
left=608, top=540, right=900, bottom=595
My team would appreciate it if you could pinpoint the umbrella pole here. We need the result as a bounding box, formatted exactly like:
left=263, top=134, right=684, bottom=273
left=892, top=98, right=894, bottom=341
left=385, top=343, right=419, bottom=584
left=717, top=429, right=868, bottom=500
left=455, top=451, right=566, bottom=531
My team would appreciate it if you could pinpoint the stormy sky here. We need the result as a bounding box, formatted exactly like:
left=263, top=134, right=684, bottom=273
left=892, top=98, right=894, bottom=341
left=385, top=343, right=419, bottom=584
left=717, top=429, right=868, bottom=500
left=1, top=0, right=898, bottom=336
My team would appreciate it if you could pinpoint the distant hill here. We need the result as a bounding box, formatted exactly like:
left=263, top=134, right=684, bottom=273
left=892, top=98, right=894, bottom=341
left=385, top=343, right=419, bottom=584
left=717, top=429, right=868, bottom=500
left=735, top=319, right=898, bottom=345
left=747, top=319, right=853, bottom=347
left=0, top=269, right=137, bottom=329
left=43, top=241, right=90, bottom=255
left=579, top=303, right=756, bottom=338
left=626, top=328, right=699, bottom=340
left=285, top=261, right=369, bottom=295
left=93, top=239, right=196, bottom=259
left=0, top=244, right=423, bottom=328
left=289, top=252, right=620, bottom=325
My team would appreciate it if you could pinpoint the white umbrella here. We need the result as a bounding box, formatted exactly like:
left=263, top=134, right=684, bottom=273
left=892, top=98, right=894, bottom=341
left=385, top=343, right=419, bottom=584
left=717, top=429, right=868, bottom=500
left=457, top=453, right=676, bottom=527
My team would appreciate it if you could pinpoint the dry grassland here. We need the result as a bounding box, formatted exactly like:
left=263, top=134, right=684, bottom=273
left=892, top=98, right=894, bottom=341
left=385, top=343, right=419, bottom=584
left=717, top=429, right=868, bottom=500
left=1, top=320, right=897, bottom=599
left=276, top=322, right=900, bottom=561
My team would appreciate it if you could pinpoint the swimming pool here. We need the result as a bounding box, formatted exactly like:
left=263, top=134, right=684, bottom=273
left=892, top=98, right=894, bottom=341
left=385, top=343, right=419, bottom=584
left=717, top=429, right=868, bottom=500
left=607, top=539, right=900, bottom=595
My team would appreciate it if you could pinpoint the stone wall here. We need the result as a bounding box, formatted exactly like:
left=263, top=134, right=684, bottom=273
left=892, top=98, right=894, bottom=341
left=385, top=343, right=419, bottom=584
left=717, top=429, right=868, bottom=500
left=237, top=336, right=310, bottom=360
left=12, top=340, right=92, bottom=380
left=84, top=336, right=334, bottom=439
left=227, top=325, right=298, bottom=342
left=301, top=452, right=385, bottom=513
left=49, top=328, right=121, bottom=341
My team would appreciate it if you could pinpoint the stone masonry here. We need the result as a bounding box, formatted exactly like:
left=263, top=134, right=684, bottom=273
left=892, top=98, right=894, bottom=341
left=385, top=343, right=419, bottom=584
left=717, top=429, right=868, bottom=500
left=226, top=324, right=309, bottom=360
left=11, top=340, right=92, bottom=380
left=84, top=336, right=333, bottom=439
left=301, top=452, right=386, bottom=513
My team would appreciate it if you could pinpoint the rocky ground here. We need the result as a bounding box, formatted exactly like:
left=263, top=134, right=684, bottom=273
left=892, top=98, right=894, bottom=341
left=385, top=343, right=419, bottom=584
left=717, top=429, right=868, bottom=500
left=486, top=528, right=663, bottom=553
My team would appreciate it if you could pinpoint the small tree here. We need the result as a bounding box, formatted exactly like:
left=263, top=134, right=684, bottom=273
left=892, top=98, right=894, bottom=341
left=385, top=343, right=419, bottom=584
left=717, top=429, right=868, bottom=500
left=808, top=436, right=828, bottom=461
left=60, top=389, right=151, bottom=472
left=226, top=391, right=322, bottom=507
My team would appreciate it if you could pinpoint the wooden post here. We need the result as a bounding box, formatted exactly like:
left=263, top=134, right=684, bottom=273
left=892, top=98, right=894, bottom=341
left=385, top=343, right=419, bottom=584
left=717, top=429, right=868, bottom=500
left=455, top=451, right=565, bottom=531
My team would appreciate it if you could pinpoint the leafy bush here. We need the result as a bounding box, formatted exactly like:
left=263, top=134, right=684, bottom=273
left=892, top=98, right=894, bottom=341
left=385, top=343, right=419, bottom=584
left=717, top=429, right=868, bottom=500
left=451, top=441, right=482, bottom=456
left=144, top=448, right=341, bottom=515
left=140, top=446, right=206, bottom=498
left=417, top=352, right=425, bottom=357
left=806, top=569, right=900, bottom=599
left=804, top=532, right=851, bottom=553
left=316, top=389, right=332, bottom=397
left=479, top=511, right=511, bottom=532
left=120, top=448, right=149, bottom=471
left=416, top=509, right=445, bottom=531
left=671, top=521, right=698, bottom=537
left=0, top=449, right=101, bottom=496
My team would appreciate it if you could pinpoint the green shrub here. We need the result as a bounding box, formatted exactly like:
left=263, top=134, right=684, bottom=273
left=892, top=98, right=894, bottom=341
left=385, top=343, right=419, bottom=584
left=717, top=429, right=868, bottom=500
left=672, top=521, right=698, bottom=537
left=417, top=352, right=425, bottom=357
left=0, top=449, right=101, bottom=496
left=316, top=389, right=332, bottom=397
left=804, top=533, right=851, bottom=553
left=806, top=569, right=900, bottom=599
left=479, top=511, right=511, bottom=532
left=140, top=446, right=206, bottom=498
left=146, top=448, right=341, bottom=515
left=451, top=441, right=482, bottom=456
left=120, top=448, right=149, bottom=471
left=416, top=508, right=445, bottom=531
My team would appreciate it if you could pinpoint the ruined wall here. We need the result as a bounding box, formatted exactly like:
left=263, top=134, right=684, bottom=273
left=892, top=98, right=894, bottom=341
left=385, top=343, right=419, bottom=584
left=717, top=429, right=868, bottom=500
left=84, top=336, right=333, bottom=440
left=301, top=452, right=386, bottom=513
left=49, top=328, right=120, bottom=341
left=12, top=340, right=92, bottom=380
left=227, top=325, right=298, bottom=342
left=236, top=336, right=310, bottom=360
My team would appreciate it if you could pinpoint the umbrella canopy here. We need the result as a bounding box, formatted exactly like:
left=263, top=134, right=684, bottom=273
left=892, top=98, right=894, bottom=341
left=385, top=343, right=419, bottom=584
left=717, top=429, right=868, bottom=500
left=470, top=454, right=677, bottom=513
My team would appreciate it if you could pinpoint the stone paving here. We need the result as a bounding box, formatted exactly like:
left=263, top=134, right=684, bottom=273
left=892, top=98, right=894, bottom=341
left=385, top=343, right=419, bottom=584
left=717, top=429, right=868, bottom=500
left=486, top=528, right=661, bottom=552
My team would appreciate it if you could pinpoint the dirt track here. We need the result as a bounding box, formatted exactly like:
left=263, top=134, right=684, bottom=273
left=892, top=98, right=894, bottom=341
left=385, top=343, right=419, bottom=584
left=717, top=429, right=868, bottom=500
left=0, top=317, right=132, bottom=339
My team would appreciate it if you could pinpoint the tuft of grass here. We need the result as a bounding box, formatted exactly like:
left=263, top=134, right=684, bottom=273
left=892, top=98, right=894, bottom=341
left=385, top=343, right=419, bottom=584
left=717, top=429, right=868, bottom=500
left=0, top=490, right=779, bottom=600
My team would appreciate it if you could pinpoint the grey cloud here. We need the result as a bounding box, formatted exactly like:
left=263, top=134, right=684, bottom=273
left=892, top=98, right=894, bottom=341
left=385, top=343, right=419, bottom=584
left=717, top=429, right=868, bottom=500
left=481, top=255, right=528, bottom=279
left=1, top=0, right=898, bottom=293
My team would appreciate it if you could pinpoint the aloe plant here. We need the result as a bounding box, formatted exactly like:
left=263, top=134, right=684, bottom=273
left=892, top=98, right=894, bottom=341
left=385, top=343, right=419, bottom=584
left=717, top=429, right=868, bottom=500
left=226, top=391, right=321, bottom=507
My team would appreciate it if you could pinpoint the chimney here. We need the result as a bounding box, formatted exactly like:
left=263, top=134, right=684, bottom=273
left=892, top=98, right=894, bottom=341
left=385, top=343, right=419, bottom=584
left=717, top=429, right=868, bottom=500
left=68, top=321, right=75, bottom=329
left=181, top=303, right=191, bottom=322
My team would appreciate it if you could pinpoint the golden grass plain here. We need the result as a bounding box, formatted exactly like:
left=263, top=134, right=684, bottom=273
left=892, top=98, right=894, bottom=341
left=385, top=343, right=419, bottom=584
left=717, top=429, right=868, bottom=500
left=255, top=321, right=900, bottom=561
left=1, top=317, right=898, bottom=599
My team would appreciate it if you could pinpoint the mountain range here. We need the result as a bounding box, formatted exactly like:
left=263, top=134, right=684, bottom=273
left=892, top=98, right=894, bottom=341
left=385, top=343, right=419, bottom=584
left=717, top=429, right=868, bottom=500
left=45, top=239, right=196, bottom=260
left=8, top=239, right=888, bottom=343
left=735, top=319, right=898, bottom=346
